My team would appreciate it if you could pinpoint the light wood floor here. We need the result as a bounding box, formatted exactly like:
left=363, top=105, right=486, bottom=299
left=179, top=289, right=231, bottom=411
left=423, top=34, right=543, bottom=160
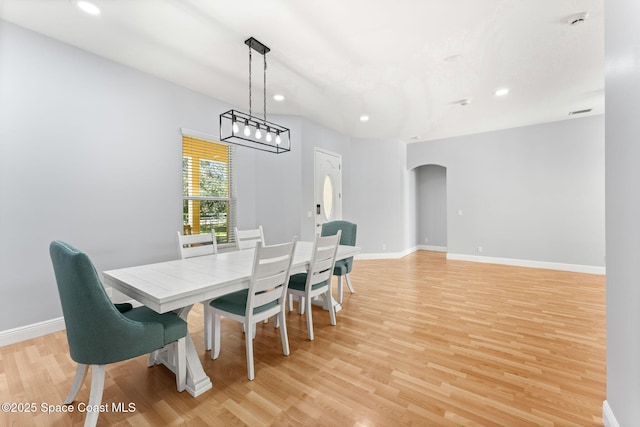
left=0, top=251, right=606, bottom=426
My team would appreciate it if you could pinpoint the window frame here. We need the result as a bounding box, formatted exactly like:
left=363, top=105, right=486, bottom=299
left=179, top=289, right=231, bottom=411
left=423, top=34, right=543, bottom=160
left=181, top=130, right=237, bottom=248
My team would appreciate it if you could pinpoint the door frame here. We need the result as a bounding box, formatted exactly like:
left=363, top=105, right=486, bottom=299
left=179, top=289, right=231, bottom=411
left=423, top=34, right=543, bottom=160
left=313, top=148, right=343, bottom=235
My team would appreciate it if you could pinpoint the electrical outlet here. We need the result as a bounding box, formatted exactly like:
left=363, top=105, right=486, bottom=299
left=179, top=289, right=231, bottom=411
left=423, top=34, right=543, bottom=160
left=382, top=243, right=387, bottom=250
left=424, top=237, right=429, bottom=244
left=477, top=246, right=483, bottom=253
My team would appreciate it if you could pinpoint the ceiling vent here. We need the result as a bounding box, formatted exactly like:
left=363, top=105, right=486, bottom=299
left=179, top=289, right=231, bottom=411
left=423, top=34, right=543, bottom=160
left=569, top=109, right=592, bottom=115
left=568, top=12, right=589, bottom=26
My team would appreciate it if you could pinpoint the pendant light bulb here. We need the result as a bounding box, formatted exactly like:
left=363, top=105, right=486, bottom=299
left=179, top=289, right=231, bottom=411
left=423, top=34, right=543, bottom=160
left=266, top=128, right=273, bottom=143
left=232, top=118, right=239, bottom=134
left=275, top=132, right=282, bottom=145
left=255, top=125, right=262, bottom=139
left=243, top=120, right=251, bottom=137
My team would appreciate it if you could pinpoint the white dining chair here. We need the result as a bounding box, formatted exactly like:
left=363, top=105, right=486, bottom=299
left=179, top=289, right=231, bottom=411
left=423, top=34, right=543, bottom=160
left=287, top=231, right=341, bottom=341
left=234, top=226, right=270, bottom=326
left=234, top=225, right=265, bottom=250
left=176, top=231, right=217, bottom=350
left=209, top=241, right=296, bottom=380
left=177, top=230, right=218, bottom=259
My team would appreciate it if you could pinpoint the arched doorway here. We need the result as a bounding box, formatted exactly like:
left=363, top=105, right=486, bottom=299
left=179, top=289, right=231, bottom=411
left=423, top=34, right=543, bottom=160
left=415, top=164, right=447, bottom=251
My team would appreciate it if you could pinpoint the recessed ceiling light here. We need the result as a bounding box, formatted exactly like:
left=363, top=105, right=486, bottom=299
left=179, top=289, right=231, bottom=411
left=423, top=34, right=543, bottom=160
left=359, top=115, right=369, bottom=122
left=494, top=88, right=509, bottom=97
left=77, top=1, right=101, bottom=15
left=273, top=94, right=285, bottom=102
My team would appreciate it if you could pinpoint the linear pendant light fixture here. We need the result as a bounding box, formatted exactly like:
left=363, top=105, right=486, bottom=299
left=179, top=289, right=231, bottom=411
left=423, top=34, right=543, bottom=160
left=219, top=37, right=291, bottom=154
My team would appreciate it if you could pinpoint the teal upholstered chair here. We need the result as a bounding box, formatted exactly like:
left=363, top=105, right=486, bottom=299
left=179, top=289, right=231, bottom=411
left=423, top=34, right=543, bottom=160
left=321, top=220, right=357, bottom=304
left=49, top=241, right=187, bottom=427
left=209, top=241, right=296, bottom=380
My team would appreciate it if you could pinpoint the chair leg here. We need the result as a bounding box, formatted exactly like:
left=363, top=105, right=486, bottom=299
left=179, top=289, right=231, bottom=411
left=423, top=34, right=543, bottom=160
left=326, top=289, right=337, bottom=326
left=279, top=310, right=290, bottom=356
left=63, top=363, right=88, bottom=404
left=242, top=322, right=257, bottom=338
left=148, top=350, right=159, bottom=367
left=306, top=295, right=314, bottom=341
left=299, top=296, right=306, bottom=315
left=287, top=293, right=293, bottom=312
left=84, top=365, right=105, bottom=427
left=175, top=338, right=186, bottom=392
left=346, top=273, right=355, bottom=294
left=245, top=321, right=255, bottom=380
left=203, top=302, right=213, bottom=351
left=337, top=276, right=344, bottom=304
left=211, top=312, right=221, bottom=360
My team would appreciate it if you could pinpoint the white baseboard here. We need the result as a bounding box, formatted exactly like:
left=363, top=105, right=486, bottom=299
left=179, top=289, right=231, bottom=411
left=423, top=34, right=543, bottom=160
left=354, top=246, right=605, bottom=277
left=603, top=401, right=620, bottom=427
left=446, top=253, right=606, bottom=275
left=417, top=245, right=447, bottom=252
left=0, top=317, right=66, bottom=347
left=356, top=246, right=419, bottom=260
left=0, top=299, right=142, bottom=348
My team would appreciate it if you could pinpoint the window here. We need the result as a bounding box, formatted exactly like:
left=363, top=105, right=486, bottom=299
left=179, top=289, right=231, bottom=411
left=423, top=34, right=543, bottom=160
left=182, top=135, right=236, bottom=245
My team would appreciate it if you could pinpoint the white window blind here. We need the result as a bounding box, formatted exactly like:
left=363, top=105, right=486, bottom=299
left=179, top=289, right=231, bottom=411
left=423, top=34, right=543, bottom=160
left=181, top=129, right=237, bottom=245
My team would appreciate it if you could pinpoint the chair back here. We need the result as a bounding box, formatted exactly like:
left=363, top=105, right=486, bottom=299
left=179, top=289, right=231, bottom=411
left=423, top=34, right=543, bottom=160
left=246, top=241, right=296, bottom=317
left=49, top=241, right=163, bottom=364
left=305, top=231, right=342, bottom=290
left=321, top=221, right=356, bottom=246
left=321, top=220, right=357, bottom=271
left=177, top=231, right=217, bottom=259
left=234, top=225, right=265, bottom=250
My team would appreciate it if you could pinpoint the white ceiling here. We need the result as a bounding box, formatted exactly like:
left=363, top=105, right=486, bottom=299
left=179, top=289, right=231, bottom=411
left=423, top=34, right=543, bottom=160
left=0, top=0, right=604, bottom=142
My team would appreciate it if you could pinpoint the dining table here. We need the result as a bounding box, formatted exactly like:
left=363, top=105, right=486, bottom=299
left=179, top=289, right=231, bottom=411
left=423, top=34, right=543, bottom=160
left=102, top=241, right=360, bottom=397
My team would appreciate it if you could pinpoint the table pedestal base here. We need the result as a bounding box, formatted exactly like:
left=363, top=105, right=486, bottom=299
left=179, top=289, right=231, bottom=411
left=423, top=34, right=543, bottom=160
left=311, top=294, right=342, bottom=312
left=149, top=304, right=212, bottom=397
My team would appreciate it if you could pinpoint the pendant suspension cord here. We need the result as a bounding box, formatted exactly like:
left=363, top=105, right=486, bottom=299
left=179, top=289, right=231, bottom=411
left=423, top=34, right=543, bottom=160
left=248, top=43, right=252, bottom=117
left=263, top=53, right=267, bottom=122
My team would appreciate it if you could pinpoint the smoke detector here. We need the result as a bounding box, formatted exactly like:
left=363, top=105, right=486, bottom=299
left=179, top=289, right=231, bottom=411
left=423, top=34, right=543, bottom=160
left=568, top=12, right=589, bottom=25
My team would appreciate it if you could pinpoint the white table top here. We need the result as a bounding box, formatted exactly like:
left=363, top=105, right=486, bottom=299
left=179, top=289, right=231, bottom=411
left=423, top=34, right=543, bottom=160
left=103, top=241, right=360, bottom=313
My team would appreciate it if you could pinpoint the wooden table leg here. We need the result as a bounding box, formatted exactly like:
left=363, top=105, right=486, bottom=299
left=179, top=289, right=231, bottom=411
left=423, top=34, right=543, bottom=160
left=153, top=305, right=212, bottom=397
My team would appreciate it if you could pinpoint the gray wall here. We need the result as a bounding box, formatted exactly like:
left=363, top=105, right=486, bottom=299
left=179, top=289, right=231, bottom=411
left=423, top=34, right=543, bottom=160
left=349, top=138, right=416, bottom=254
left=240, top=116, right=355, bottom=245
left=407, top=116, right=605, bottom=268
left=0, top=20, right=236, bottom=328
left=0, top=21, right=355, bottom=332
left=605, top=0, right=640, bottom=424
left=0, top=18, right=608, bottom=349
left=299, top=119, right=353, bottom=242
left=416, top=165, right=447, bottom=248
left=249, top=115, right=303, bottom=245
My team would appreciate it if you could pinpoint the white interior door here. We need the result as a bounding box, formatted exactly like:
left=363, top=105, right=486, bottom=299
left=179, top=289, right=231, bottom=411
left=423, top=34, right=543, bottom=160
left=314, top=149, right=342, bottom=235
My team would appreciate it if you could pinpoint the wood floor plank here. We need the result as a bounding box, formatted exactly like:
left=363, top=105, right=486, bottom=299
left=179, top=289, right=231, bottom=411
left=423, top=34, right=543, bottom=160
left=0, top=251, right=606, bottom=426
